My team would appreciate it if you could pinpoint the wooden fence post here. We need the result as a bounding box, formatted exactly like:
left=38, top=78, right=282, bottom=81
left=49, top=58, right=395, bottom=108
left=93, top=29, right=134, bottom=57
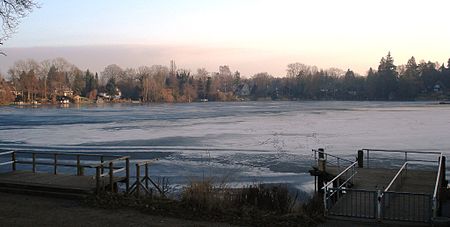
left=53, top=154, right=57, bottom=174
left=32, top=153, right=36, bottom=173
left=109, top=162, right=114, bottom=192
left=136, top=164, right=140, bottom=197
left=96, top=166, right=101, bottom=193
left=145, top=163, right=149, bottom=189
left=76, top=155, right=81, bottom=176
left=11, top=152, right=16, bottom=171
left=100, top=156, right=104, bottom=174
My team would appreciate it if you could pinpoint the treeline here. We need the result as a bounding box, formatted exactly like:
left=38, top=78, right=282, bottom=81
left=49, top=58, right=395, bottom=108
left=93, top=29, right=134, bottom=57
left=1, top=52, right=450, bottom=104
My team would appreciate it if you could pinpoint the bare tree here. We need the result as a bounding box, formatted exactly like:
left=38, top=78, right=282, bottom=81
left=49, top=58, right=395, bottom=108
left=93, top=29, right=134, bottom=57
left=0, top=0, right=39, bottom=54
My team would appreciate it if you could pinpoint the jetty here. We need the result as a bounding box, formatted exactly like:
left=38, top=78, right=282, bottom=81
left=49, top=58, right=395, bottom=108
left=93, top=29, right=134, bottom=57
left=0, top=151, right=157, bottom=198
left=310, top=148, right=448, bottom=225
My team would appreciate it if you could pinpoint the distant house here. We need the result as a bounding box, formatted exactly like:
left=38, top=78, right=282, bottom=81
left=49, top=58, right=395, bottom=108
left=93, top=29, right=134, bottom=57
left=98, top=88, right=121, bottom=100
left=54, top=86, right=74, bottom=97
left=97, top=92, right=111, bottom=99
left=114, top=88, right=122, bottom=99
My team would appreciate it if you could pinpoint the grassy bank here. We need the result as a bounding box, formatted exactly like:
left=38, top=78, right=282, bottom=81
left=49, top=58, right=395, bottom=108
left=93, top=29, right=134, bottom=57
left=88, top=180, right=324, bottom=227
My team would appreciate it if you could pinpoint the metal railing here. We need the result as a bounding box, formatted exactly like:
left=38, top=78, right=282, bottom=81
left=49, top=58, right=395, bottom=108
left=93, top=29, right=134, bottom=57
left=322, top=161, right=358, bottom=214
left=382, top=191, right=432, bottom=222
left=432, top=153, right=445, bottom=218
left=361, top=149, right=441, bottom=169
left=312, top=149, right=354, bottom=169
left=384, top=162, right=409, bottom=192
left=326, top=188, right=377, bottom=219
left=320, top=149, right=445, bottom=223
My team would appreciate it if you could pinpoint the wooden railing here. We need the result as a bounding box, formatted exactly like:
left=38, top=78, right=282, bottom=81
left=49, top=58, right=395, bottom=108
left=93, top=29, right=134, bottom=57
left=128, top=159, right=165, bottom=197
left=0, top=150, right=130, bottom=194
left=93, top=156, right=130, bottom=193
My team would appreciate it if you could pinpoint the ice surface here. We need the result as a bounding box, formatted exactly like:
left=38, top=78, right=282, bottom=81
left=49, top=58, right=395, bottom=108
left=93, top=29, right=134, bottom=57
left=1, top=101, right=449, bottom=196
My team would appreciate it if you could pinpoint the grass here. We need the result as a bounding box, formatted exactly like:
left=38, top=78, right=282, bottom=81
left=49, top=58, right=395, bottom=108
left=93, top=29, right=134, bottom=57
left=88, top=178, right=324, bottom=226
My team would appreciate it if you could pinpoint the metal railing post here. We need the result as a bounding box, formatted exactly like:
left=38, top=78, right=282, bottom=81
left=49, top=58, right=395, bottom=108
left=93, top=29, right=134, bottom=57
left=377, top=189, right=382, bottom=221
left=323, top=183, right=328, bottom=215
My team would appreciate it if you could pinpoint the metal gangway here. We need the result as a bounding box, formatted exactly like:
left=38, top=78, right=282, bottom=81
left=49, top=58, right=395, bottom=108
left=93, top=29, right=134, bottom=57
left=312, top=148, right=447, bottom=223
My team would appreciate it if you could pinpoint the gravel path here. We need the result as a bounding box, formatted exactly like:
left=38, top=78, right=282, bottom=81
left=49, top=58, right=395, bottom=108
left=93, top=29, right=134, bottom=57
left=0, top=192, right=234, bottom=227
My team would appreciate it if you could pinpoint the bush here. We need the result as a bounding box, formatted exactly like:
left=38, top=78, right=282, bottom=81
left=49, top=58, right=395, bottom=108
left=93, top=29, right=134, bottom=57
left=236, top=184, right=297, bottom=214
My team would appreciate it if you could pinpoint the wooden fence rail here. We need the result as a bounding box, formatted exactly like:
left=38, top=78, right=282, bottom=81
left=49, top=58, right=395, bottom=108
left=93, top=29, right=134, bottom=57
left=0, top=150, right=130, bottom=194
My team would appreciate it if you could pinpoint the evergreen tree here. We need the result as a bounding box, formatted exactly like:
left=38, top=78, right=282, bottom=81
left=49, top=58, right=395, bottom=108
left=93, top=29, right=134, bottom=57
left=398, top=56, right=421, bottom=99
left=377, top=52, right=398, bottom=99
left=105, top=77, right=116, bottom=97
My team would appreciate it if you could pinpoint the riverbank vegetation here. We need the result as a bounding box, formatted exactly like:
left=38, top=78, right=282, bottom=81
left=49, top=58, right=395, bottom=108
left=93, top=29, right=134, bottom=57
left=1, top=53, right=450, bottom=105
left=89, top=180, right=323, bottom=226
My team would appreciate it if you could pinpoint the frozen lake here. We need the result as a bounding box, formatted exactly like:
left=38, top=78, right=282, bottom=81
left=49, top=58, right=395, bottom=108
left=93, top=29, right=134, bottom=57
left=1, top=101, right=449, bottom=195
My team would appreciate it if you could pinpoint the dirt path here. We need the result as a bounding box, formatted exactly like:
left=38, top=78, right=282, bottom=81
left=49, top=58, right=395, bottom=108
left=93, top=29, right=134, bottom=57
left=0, top=192, right=234, bottom=227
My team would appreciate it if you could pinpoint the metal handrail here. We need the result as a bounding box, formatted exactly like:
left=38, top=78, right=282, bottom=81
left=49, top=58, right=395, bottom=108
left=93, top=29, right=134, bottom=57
left=322, top=161, right=358, bottom=190
left=433, top=154, right=444, bottom=199
left=362, top=149, right=442, bottom=169
left=313, top=149, right=354, bottom=163
left=363, top=149, right=442, bottom=155
left=432, top=154, right=444, bottom=218
left=384, top=162, right=408, bottom=192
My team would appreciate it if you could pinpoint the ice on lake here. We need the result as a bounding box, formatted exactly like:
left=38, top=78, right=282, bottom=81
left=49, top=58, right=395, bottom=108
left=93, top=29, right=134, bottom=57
left=1, top=101, right=449, bottom=195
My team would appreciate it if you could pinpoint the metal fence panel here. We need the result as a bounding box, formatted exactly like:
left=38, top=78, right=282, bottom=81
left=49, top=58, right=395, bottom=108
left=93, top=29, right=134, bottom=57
left=382, top=192, right=432, bottom=223
left=327, top=188, right=377, bottom=219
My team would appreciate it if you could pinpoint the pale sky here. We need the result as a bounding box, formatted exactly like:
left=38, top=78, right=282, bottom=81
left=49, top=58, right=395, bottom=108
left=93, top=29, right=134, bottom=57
left=1, top=0, right=450, bottom=76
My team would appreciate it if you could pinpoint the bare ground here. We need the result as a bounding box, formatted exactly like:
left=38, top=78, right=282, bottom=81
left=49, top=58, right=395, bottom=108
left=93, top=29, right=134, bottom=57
left=0, top=192, right=234, bottom=227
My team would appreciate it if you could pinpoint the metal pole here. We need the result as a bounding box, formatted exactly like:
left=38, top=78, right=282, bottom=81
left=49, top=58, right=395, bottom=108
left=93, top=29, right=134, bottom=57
left=377, top=190, right=382, bottom=221
left=323, top=183, right=328, bottom=215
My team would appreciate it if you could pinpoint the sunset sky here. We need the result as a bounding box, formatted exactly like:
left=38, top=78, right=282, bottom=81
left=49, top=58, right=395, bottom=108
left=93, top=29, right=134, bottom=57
left=2, top=0, right=450, bottom=76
